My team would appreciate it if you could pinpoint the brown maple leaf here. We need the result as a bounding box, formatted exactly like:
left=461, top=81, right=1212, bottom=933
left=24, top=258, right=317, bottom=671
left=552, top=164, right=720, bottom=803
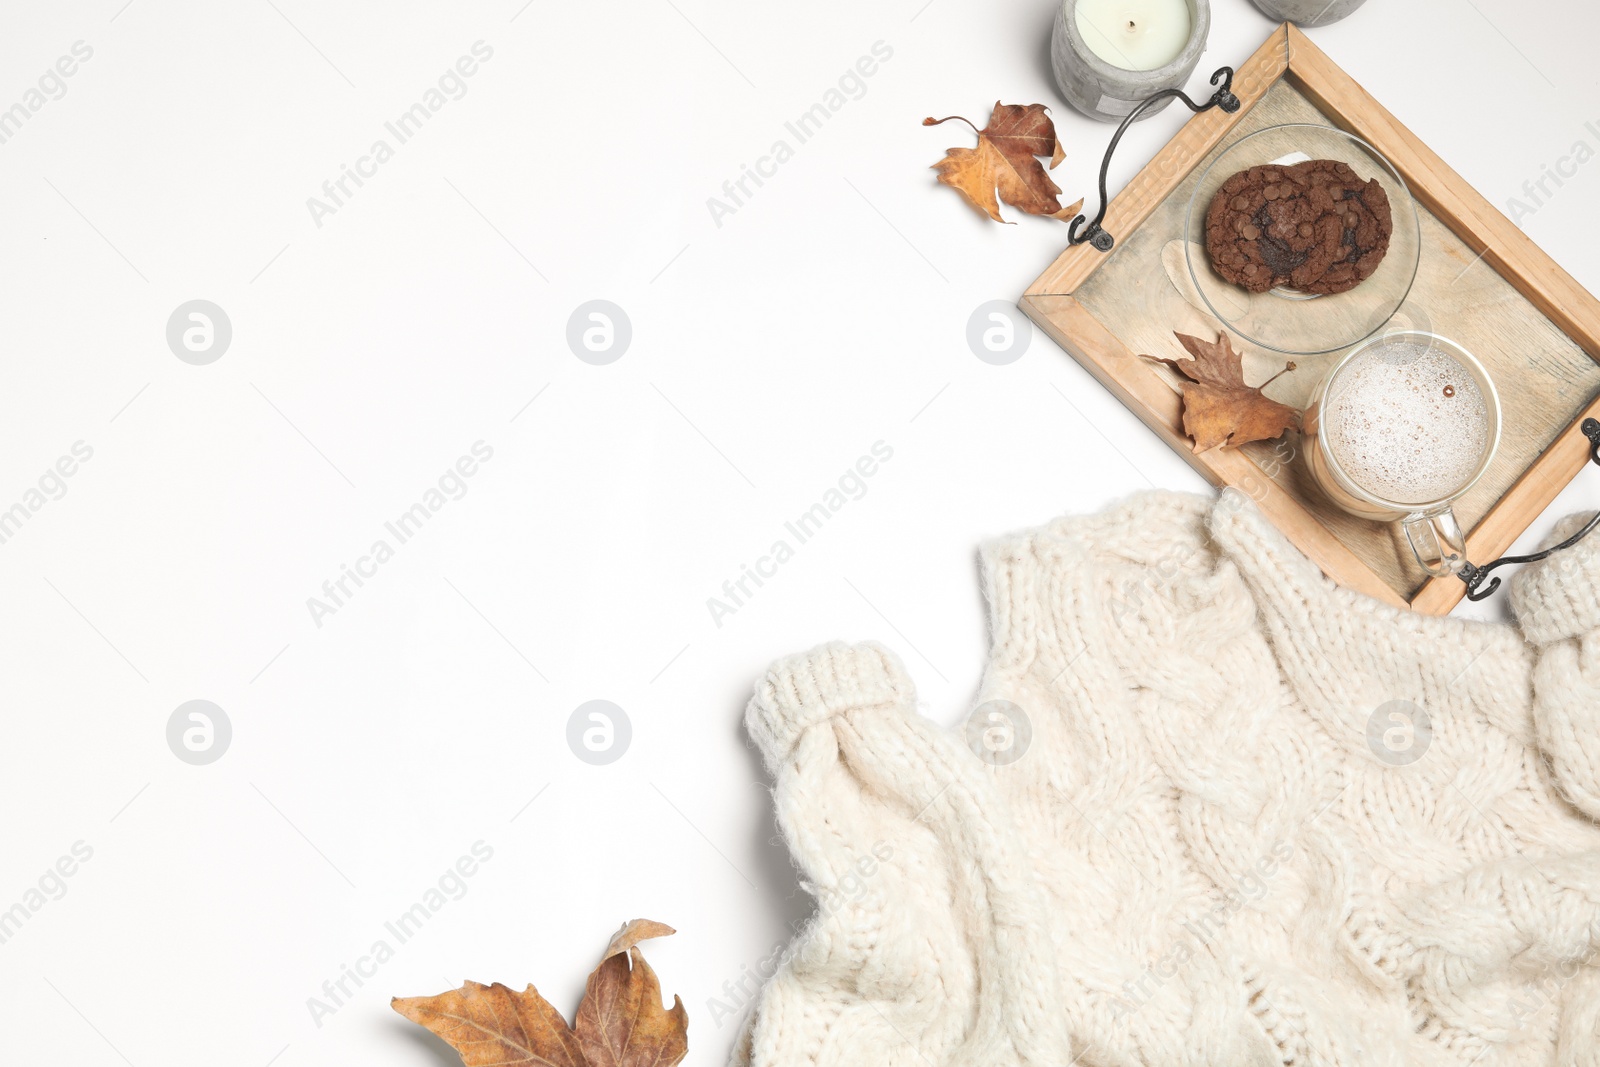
left=393, top=919, right=687, bottom=1067
left=1144, top=331, right=1299, bottom=453
left=924, top=102, right=1083, bottom=223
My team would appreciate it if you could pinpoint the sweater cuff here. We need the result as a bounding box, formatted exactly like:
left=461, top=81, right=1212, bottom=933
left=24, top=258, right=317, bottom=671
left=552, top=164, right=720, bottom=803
left=1510, top=511, right=1600, bottom=645
left=745, top=642, right=913, bottom=761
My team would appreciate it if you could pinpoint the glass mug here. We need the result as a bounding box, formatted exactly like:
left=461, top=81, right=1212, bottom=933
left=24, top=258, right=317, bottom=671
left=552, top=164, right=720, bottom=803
left=1302, top=330, right=1501, bottom=577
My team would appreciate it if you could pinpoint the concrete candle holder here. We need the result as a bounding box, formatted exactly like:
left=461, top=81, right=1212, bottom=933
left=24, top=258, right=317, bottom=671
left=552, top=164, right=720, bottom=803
left=1248, top=0, right=1367, bottom=27
left=1051, top=0, right=1211, bottom=124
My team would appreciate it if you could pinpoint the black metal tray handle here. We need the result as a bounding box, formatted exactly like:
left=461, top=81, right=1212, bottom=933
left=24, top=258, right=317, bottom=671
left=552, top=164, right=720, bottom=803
left=1458, top=419, right=1600, bottom=601
left=1068, top=66, right=1240, bottom=252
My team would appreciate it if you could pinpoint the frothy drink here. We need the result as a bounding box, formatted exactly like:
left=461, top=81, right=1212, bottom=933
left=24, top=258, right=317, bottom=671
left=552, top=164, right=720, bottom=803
left=1322, top=340, right=1489, bottom=505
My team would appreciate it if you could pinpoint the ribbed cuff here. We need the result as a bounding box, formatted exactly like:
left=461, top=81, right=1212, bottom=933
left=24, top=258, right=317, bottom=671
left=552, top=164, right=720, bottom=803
left=1511, top=511, right=1600, bottom=645
left=745, top=642, right=912, bottom=762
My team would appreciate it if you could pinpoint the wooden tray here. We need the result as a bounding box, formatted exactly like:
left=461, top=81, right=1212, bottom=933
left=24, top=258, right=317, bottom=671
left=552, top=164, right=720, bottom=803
left=1022, top=23, right=1600, bottom=614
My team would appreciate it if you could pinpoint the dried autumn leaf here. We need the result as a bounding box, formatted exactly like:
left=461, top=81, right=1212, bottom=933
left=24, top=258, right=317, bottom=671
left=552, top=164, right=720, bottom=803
left=1145, top=331, right=1299, bottom=453
left=598, top=918, right=678, bottom=963
left=575, top=921, right=687, bottom=1067
left=393, top=919, right=687, bottom=1067
left=394, top=980, right=584, bottom=1067
left=924, top=102, right=1083, bottom=224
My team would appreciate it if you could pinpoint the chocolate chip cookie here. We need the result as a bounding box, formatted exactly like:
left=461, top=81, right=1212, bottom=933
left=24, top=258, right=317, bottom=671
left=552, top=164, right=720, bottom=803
left=1204, top=159, right=1392, bottom=295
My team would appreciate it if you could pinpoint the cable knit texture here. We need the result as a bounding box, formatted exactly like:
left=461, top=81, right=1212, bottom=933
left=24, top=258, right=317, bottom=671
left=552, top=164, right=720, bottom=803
left=736, top=490, right=1600, bottom=1067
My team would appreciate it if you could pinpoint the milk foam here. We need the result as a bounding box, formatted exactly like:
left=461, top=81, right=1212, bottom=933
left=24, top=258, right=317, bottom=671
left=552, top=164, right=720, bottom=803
left=1323, top=341, right=1489, bottom=505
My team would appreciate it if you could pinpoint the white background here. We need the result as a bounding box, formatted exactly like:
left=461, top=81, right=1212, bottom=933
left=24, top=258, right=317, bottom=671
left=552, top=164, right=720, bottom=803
left=1, top=1, right=1596, bottom=1065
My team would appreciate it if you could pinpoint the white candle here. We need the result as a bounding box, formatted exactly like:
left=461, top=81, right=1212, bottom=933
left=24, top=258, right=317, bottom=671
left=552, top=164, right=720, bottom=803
left=1075, top=0, right=1192, bottom=71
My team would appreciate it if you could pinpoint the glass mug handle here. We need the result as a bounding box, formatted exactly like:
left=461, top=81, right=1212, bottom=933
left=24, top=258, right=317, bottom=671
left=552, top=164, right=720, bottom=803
left=1403, top=508, right=1468, bottom=577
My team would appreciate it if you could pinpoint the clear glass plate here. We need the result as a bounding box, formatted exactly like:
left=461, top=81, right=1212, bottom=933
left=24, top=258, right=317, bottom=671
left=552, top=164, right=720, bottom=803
left=1183, top=123, right=1421, bottom=356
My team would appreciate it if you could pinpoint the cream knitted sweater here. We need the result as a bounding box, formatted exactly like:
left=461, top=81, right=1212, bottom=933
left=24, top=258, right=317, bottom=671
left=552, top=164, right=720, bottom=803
left=735, top=490, right=1600, bottom=1067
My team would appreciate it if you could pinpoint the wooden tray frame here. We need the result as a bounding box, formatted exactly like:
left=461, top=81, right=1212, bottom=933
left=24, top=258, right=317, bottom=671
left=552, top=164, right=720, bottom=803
left=1021, top=23, right=1600, bottom=614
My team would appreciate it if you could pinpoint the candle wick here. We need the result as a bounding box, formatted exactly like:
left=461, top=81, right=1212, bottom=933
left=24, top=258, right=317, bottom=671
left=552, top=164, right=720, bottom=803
left=1126, top=19, right=1137, bottom=31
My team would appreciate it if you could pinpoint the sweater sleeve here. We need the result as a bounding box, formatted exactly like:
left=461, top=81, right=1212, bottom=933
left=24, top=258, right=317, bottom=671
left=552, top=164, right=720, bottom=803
left=1511, top=511, right=1600, bottom=822
left=738, top=642, right=1069, bottom=1067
